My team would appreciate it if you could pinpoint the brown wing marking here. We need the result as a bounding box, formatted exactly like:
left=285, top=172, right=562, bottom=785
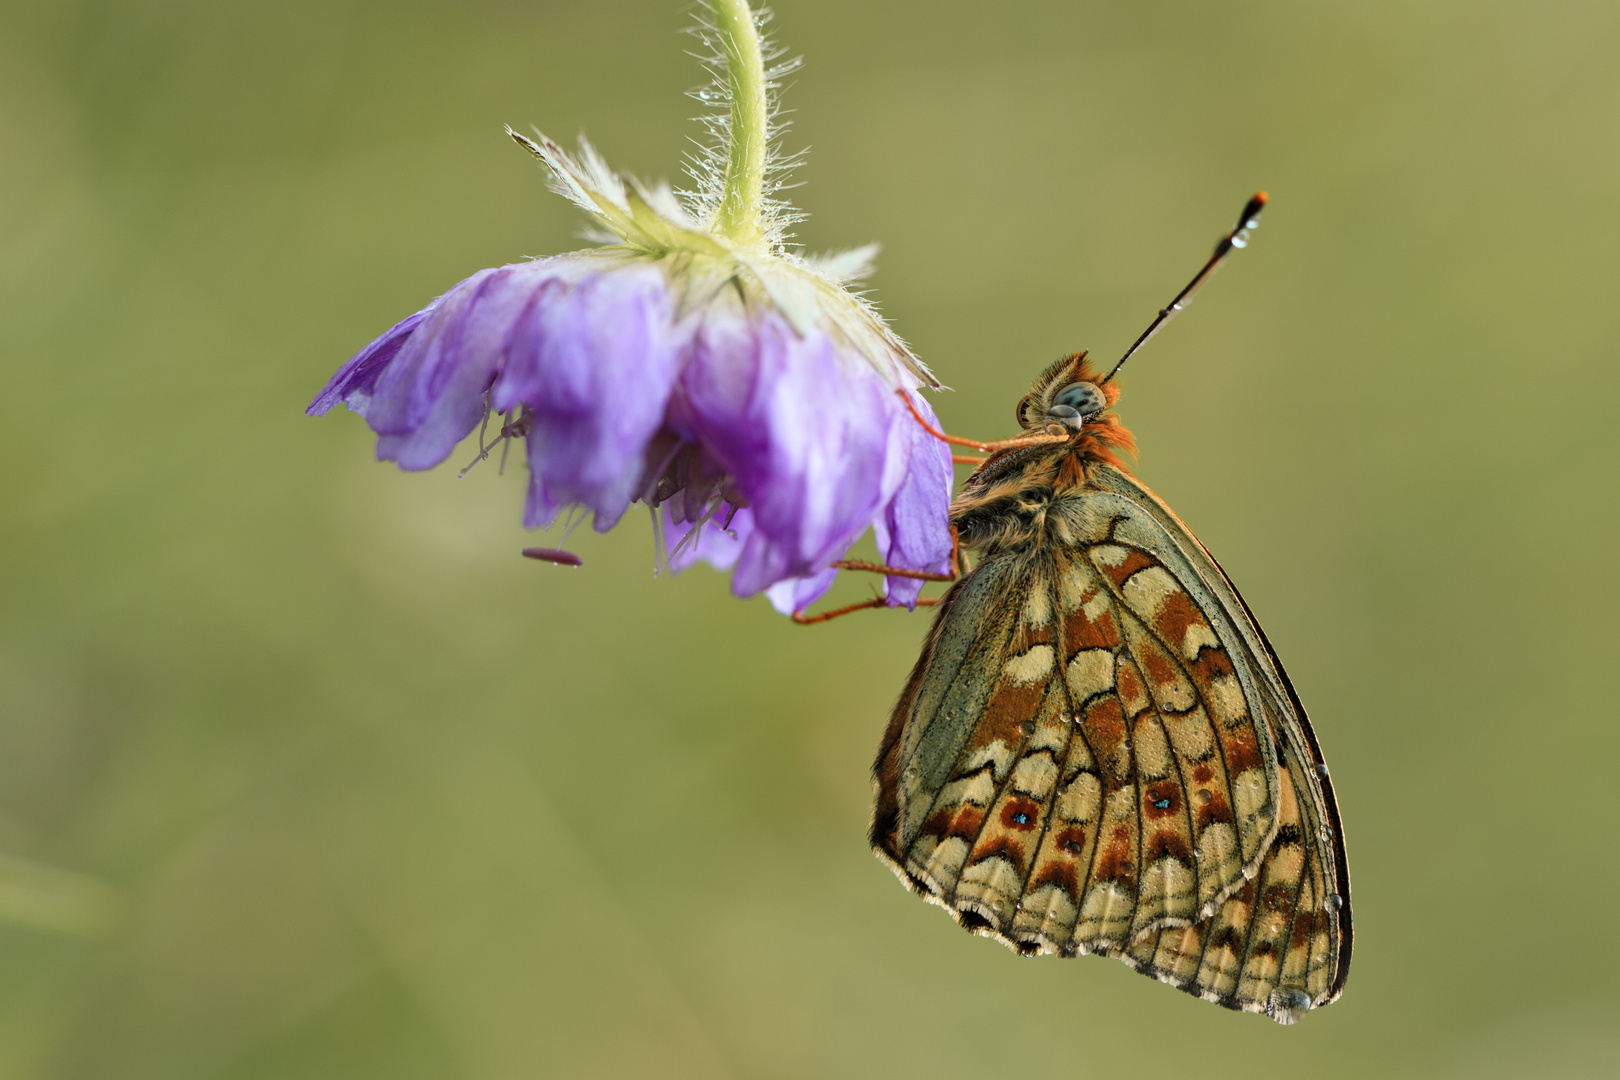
left=1087, top=542, right=1277, bottom=902
left=1043, top=541, right=1270, bottom=949
left=1117, top=711, right=1344, bottom=1021
left=953, top=665, right=1073, bottom=930
left=878, top=556, right=1058, bottom=905
left=923, top=541, right=1280, bottom=958
left=871, top=553, right=1021, bottom=872
left=1009, top=717, right=1102, bottom=952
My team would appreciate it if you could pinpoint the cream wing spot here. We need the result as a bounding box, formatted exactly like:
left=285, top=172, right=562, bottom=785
left=1023, top=579, right=1053, bottom=628
left=934, top=768, right=997, bottom=811
left=1003, top=644, right=1055, bottom=686
left=1181, top=623, right=1220, bottom=661
left=1132, top=714, right=1174, bottom=780
left=1121, top=565, right=1179, bottom=620
left=1066, top=649, right=1116, bottom=702
left=1054, top=772, right=1102, bottom=823
left=1011, top=753, right=1061, bottom=797
left=1089, top=544, right=1130, bottom=569
left=1207, top=674, right=1249, bottom=727
left=956, top=858, right=1025, bottom=926
left=1196, top=823, right=1241, bottom=906
left=1232, top=769, right=1268, bottom=827
left=1057, top=560, right=1096, bottom=613
left=921, top=838, right=971, bottom=893
left=959, top=741, right=1019, bottom=781
left=1163, top=708, right=1216, bottom=761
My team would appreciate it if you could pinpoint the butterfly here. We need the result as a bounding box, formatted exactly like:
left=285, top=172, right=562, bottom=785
left=848, top=195, right=1351, bottom=1024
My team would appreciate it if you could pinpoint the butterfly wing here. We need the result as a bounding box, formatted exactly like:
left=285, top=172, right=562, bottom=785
left=871, top=464, right=1350, bottom=1021
left=1090, top=465, right=1352, bottom=1016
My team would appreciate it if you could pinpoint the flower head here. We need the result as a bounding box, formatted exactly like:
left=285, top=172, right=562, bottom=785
left=308, top=0, right=952, bottom=613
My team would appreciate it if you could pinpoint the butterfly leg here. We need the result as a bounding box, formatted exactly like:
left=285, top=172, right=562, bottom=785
left=831, top=523, right=964, bottom=583
left=897, top=390, right=1071, bottom=454
left=791, top=529, right=962, bottom=624
left=792, top=595, right=941, bottom=625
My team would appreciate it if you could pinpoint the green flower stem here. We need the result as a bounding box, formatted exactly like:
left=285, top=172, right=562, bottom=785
left=712, top=0, right=768, bottom=248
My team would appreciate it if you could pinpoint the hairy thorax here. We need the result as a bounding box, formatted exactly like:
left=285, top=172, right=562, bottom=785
left=951, top=442, right=1107, bottom=558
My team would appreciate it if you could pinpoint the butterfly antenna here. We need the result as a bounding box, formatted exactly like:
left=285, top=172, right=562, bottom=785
left=1100, top=191, right=1268, bottom=386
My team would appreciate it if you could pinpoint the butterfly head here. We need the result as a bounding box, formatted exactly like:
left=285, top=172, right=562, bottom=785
left=1016, top=352, right=1116, bottom=431
left=1013, top=352, right=1137, bottom=469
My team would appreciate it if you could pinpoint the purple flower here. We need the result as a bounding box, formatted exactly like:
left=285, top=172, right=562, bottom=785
left=312, top=0, right=957, bottom=615
left=310, top=131, right=953, bottom=614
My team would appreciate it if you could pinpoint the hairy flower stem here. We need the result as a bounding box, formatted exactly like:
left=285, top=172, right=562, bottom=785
left=711, top=0, right=768, bottom=248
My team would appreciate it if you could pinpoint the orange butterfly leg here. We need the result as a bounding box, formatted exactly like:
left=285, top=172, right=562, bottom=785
left=791, top=596, right=941, bottom=625
left=831, top=524, right=964, bottom=584
left=792, top=530, right=961, bottom=624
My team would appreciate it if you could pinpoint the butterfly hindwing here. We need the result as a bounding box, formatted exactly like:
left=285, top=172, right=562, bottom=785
left=873, top=464, right=1349, bottom=1019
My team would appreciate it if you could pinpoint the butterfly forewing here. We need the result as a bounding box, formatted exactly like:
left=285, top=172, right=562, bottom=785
left=873, top=456, right=1349, bottom=1022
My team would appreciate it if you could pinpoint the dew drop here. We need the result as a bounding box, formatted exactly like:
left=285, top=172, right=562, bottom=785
left=1319, top=825, right=1334, bottom=844
left=1195, top=789, right=1214, bottom=805
left=1021, top=721, right=1036, bottom=737
left=1267, top=987, right=1312, bottom=1025
left=903, top=766, right=920, bottom=784
left=1315, top=763, right=1330, bottom=778
left=1324, top=893, right=1343, bottom=913
left=1231, top=230, right=1251, bottom=249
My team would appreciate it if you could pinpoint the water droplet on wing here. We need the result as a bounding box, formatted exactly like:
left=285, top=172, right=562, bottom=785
left=1267, top=987, right=1312, bottom=1025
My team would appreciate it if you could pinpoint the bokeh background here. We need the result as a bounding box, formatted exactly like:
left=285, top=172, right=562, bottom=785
left=3, top=0, right=1618, bottom=1076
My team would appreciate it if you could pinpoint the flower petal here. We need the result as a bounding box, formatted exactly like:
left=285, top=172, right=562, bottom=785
left=680, top=309, right=893, bottom=596
left=498, top=265, right=681, bottom=531
left=307, top=309, right=431, bottom=417
left=873, top=390, right=954, bottom=609
left=765, top=567, right=839, bottom=616
left=367, top=266, right=547, bottom=471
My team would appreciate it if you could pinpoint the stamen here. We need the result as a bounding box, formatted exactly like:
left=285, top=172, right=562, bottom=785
left=657, top=495, right=724, bottom=577
left=458, top=404, right=532, bottom=478
left=457, top=393, right=495, bottom=477
left=639, top=437, right=686, bottom=504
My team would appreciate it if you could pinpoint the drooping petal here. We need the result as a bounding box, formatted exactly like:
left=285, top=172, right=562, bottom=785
left=873, top=390, right=955, bottom=609
left=764, top=567, right=839, bottom=616
left=498, top=264, right=682, bottom=531
left=679, top=309, right=894, bottom=596
left=367, top=266, right=546, bottom=470
left=307, top=309, right=431, bottom=417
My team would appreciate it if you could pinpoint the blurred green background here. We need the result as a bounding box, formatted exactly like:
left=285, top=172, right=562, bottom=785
left=2, top=0, right=1618, bottom=1076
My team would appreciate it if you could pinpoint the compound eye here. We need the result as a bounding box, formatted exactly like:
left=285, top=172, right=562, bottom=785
left=1053, top=382, right=1107, bottom=417
left=1044, top=404, right=1082, bottom=435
